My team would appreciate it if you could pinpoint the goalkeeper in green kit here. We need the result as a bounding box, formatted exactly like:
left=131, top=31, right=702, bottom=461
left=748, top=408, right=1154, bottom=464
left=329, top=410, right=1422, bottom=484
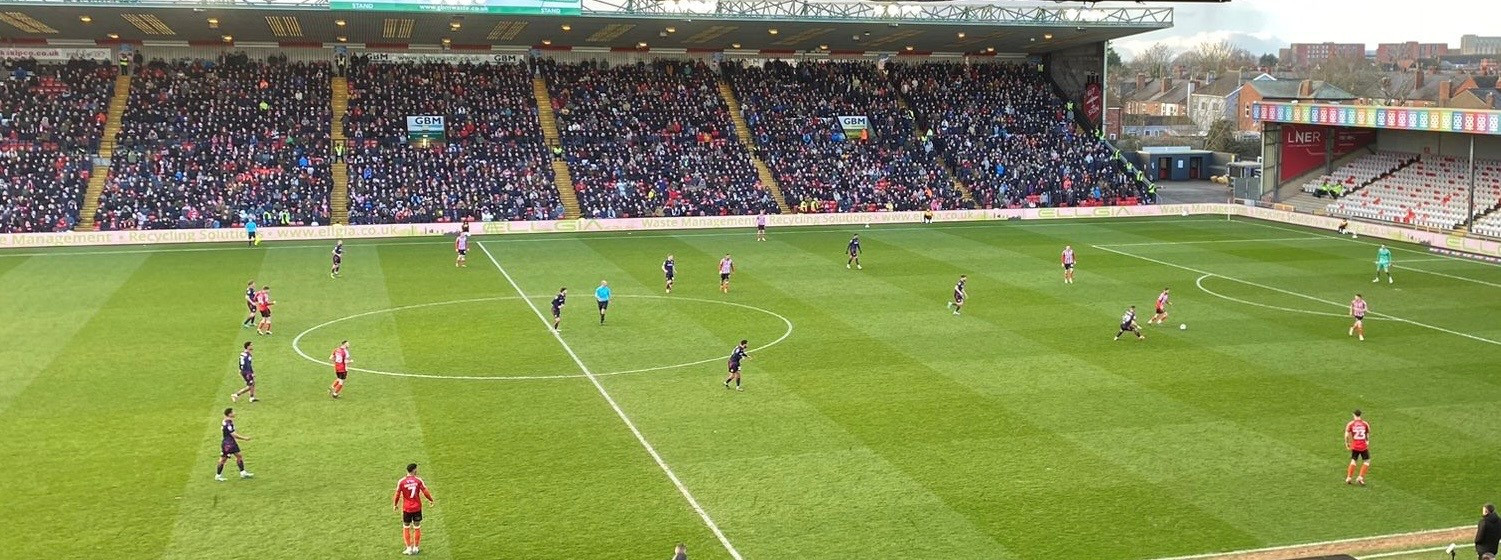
left=1372, top=245, right=1393, bottom=284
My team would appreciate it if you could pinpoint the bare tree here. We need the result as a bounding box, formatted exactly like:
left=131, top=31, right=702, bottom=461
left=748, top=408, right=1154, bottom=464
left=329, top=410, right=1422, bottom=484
left=1128, top=43, right=1176, bottom=78
left=1310, top=57, right=1384, bottom=99
left=1182, top=39, right=1256, bottom=74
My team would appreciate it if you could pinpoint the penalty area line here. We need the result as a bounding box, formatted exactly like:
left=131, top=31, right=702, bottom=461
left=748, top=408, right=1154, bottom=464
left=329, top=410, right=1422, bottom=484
left=475, top=242, right=744, bottom=560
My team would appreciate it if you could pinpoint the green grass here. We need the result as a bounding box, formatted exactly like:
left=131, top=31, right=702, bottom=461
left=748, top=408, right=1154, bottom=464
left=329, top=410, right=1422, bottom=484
left=4, top=216, right=1500, bottom=559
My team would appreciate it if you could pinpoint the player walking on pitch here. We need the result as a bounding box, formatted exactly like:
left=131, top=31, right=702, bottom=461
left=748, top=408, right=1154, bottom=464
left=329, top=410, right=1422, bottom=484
left=1149, top=288, right=1170, bottom=325
left=724, top=339, right=749, bottom=391
left=231, top=341, right=259, bottom=402
left=947, top=275, right=967, bottom=315
left=1115, top=306, right=1145, bottom=341
left=662, top=254, right=676, bottom=293
left=255, top=286, right=275, bottom=335
left=394, top=463, right=435, bottom=556
left=1345, top=409, right=1371, bottom=485
left=241, top=280, right=258, bottom=328
left=1373, top=245, right=1393, bottom=283
left=595, top=280, right=611, bottom=325
left=755, top=211, right=768, bottom=241
left=215, top=407, right=253, bottom=481
left=454, top=233, right=469, bottom=268
left=847, top=234, right=862, bottom=270
left=1061, top=246, right=1077, bottom=284
left=330, top=340, right=351, bottom=398
left=718, top=254, right=735, bottom=293
left=1349, top=294, right=1368, bottom=341
left=331, top=240, right=344, bottom=278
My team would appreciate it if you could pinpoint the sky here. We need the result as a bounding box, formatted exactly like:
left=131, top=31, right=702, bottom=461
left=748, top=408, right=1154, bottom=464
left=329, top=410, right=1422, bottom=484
left=1107, top=0, right=1488, bottom=60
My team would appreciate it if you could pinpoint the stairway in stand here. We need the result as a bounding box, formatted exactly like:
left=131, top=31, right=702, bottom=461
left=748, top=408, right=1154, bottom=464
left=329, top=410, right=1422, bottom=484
left=716, top=78, right=792, bottom=213
left=329, top=76, right=350, bottom=225
left=532, top=76, right=580, bottom=219
left=75, top=74, right=132, bottom=232
left=890, top=87, right=973, bottom=205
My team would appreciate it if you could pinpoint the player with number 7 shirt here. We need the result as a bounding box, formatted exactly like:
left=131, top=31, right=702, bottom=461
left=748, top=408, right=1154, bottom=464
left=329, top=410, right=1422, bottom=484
left=394, top=463, right=436, bottom=556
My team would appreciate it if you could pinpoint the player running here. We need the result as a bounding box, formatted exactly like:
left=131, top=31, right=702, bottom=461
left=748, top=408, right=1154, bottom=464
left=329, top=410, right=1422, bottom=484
left=1344, top=409, right=1371, bottom=485
left=1349, top=293, right=1368, bottom=341
left=846, top=234, right=862, bottom=270
left=724, top=339, right=749, bottom=391
left=662, top=254, right=676, bottom=294
left=1372, top=245, right=1393, bottom=283
left=254, top=286, right=275, bottom=335
left=455, top=233, right=469, bottom=268
left=215, top=407, right=253, bottom=481
left=718, top=254, right=735, bottom=294
left=1061, top=245, right=1077, bottom=284
left=330, top=340, right=351, bottom=398
left=331, top=240, right=344, bottom=278
left=755, top=211, right=768, bottom=241
left=595, top=280, right=611, bottom=325
left=231, top=341, right=259, bottom=403
left=1114, top=306, right=1145, bottom=341
left=947, top=275, right=967, bottom=316
left=241, top=280, right=258, bottom=328
left=394, top=463, right=436, bottom=556
left=550, top=287, right=567, bottom=331
left=1149, top=288, right=1171, bottom=325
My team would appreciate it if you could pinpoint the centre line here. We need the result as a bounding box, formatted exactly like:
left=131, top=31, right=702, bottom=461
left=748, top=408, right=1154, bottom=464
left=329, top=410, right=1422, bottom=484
left=475, top=241, right=744, bottom=560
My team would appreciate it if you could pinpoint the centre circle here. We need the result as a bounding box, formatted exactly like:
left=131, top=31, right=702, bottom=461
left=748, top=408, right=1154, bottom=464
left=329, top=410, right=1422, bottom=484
left=290, top=295, right=794, bottom=381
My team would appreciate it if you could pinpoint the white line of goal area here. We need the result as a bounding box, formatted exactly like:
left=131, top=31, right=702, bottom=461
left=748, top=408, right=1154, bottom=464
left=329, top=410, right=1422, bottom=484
left=1359, top=545, right=1452, bottom=559
left=0, top=216, right=1210, bottom=258
left=1145, top=525, right=1469, bottom=560
left=475, top=241, right=744, bottom=560
left=1095, top=236, right=1329, bottom=247
left=1234, top=217, right=1501, bottom=271
left=1092, top=244, right=1501, bottom=347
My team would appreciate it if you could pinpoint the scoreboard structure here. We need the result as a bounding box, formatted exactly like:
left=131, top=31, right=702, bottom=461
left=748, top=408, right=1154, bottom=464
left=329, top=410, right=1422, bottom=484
left=330, top=0, right=580, bottom=15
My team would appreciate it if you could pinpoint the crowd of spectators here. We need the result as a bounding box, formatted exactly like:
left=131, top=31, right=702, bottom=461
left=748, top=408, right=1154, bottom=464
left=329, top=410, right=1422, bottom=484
left=725, top=60, right=960, bottom=213
left=96, top=53, right=332, bottom=230
left=343, top=59, right=561, bottom=224
left=0, top=58, right=115, bottom=233
left=542, top=59, right=776, bottom=218
left=890, top=62, right=1149, bottom=208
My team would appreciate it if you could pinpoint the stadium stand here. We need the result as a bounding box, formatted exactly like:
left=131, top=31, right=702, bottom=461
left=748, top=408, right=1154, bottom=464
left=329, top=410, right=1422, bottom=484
left=1300, top=151, right=1417, bottom=197
left=724, top=60, right=961, bottom=213
left=95, top=54, right=332, bottom=230
left=343, top=57, right=561, bottom=224
left=541, top=59, right=776, bottom=218
left=890, top=61, right=1150, bottom=208
left=1327, top=155, right=1501, bottom=230
left=0, top=59, right=115, bottom=233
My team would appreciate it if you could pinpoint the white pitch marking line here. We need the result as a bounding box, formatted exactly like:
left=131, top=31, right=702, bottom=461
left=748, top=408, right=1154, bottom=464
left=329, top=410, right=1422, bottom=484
left=477, top=241, right=744, bottom=560
left=1144, top=525, right=1469, bottom=560
left=1195, top=274, right=1350, bottom=318
left=1393, top=264, right=1501, bottom=288
left=1359, top=546, right=1452, bottom=559
left=1093, top=244, right=1501, bottom=347
left=1097, top=236, right=1328, bottom=247
left=288, top=295, right=794, bottom=381
left=1233, top=217, right=1501, bottom=269
left=0, top=216, right=1213, bottom=258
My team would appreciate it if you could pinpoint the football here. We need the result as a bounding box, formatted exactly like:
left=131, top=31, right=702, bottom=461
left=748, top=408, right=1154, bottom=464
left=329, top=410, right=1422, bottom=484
left=1179, top=324, right=1187, bottom=330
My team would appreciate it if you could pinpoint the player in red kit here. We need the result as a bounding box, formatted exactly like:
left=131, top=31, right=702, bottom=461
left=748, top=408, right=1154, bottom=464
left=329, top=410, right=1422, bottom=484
left=255, top=286, right=275, bottom=336
left=1344, top=409, right=1371, bottom=485
left=329, top=340, right=350, bottom=399
left=1149, top=288, right=1171, bottom=325
left=1061, top=246, right=1077, bottom=284
left=394, top=463, right=435, bottom=556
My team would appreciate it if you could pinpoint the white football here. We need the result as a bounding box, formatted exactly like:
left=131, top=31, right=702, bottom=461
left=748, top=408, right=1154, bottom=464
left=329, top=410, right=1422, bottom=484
left=1352, top=233, right=1358, bottom=239
left=864, top=223, right=870, bottom=228
left=1179, top=324, right=1187, bottom=330
left=1181, top=210, right=1189, bottom=217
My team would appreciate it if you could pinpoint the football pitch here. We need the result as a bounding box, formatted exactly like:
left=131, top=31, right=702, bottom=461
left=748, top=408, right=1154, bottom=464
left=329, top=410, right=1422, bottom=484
left=4, top=215, right=1500, bottom=560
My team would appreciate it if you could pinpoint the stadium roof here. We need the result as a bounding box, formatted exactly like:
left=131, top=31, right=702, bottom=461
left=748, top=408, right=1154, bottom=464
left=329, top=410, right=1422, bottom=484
left=0, top=1, right=1171, bottom=54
